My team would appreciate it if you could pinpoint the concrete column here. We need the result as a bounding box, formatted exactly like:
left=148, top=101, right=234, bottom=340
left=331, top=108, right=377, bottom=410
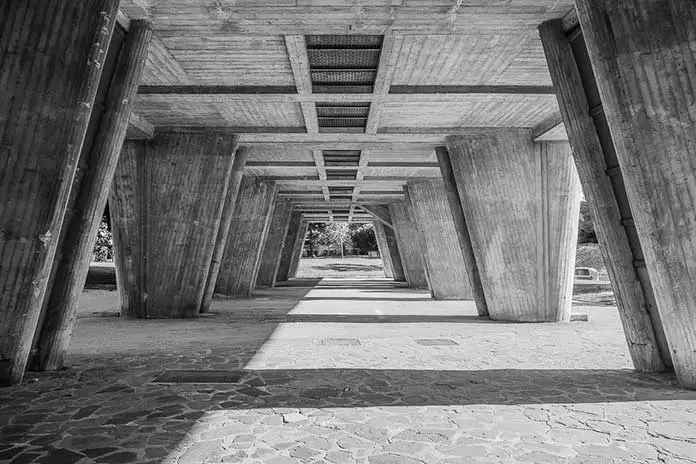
left=111, top=130, right=238, bottom=318
left=215, top=176, right=277, bottom=297
left=288, top=222, right=309, bottom=279
left=256, top=199, right=294, bottom=288
left=277, top=213, right=304, bottom=282
left=575, top=0, right=696, bottom=388
left=0, top=0, right=119, bottom=385
left=539, top=19, right=668, bottom=372
left=407, top=180, right=473, bottom=300
left=389, top=197, right=429, bottom=289
left=446, top=132, right=581, bottom=321
left=200, top=148, right=248, bottom=313
left=437, top=146, right=489, bottom=317
left=374, top=222, right=394, bottom=278
left=32, top=21, right=153, bottom=372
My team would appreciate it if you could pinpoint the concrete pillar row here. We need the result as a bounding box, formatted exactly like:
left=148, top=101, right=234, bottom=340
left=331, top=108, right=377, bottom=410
left=277, top=213, right=305, bottom=282
left=407, top=180, right=473, bottom=300
left=288, top=222, right=309, bottom=279
left=573, top=0, right=696, bottom=389
left=373, top=219, right=405, bottom=282
left=215, top=176, right=277, bottom=297
left=256, top=199, right=294, bottom=288
left=445, top=132, right=581, bottom=322
left=389, top=197, right=429, bottom=289
left=111, top=130, right=239, bottom=318
left=374, top=222, right=394, bottom=278
left=0, top=0, right=121, bottom=385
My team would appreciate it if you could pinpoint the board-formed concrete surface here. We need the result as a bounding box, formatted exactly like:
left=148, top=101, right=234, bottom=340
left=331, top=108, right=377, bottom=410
left=1, top=278, right=695, bottom=463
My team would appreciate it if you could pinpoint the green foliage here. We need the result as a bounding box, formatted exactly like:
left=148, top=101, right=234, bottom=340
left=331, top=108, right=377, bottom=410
left=350, top=223, right=377, bottom=254
left=93, top=219, right=114, bottom=262
left=578, top=200, right=598, bottom=244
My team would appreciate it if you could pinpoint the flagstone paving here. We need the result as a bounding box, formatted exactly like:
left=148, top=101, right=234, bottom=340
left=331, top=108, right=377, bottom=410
left=1, top=278, right=696, bottom=463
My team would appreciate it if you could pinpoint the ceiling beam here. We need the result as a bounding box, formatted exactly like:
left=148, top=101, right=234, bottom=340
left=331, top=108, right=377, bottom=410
left=389, top=85, right=555, bottom=95
left=126, top=112, right=154, bottom=140
left=357, top=204, right=394, bottom=230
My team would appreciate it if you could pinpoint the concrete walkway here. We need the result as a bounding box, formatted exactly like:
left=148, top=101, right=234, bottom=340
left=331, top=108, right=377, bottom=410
left=1, top=278, right=695, bottom=463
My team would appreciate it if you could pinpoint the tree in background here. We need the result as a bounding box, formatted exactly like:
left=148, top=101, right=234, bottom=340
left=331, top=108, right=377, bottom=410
left=305, top=223, right=326, bottom=257
left=350, top=223, right=377, bottom=254
left=578, top=200, right=598, bottom=244
left=324, top=222, right=351, bottom=258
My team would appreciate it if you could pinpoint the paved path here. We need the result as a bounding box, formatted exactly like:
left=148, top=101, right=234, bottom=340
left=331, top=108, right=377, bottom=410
left=1, top=278, right=695, bottom=463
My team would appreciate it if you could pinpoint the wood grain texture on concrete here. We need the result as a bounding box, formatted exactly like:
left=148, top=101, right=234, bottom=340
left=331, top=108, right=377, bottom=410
left=407, top=180, right=473, bottom=300
left=539, top=19, right=669, bottom=373
left=446, top=132, right=580, bottom=321
left=575, top=0, right=696, bottom=388
left=256, top=199, right=294, bottom=288
left=111, top=131, right=237, bottom=318
left=288, top=222, right=309, bottom=279
left=276, top=212, right=304, bottom=283
left=0, top=0, right=119, bottom=385
left=436, top=146, right=489, bottom=317
left=389, top=198, right=429, bottom=289
left=33, top=21, right=153, bottom=372
left=374, top=222, right=394, bottom=279
left=216, top=176, right=277, bottom=297
left=200, top=147, right=245, bottom=313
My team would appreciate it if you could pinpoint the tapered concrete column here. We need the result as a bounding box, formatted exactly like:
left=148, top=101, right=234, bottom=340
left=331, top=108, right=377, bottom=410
left=374, top=222, right=394, bottom=278
left=446, top=132, right=581, bottom=321
left=288, top=222, right=309, bottom=279
left=215, top=176, right=277, bottom=297
left=277, top=213, right=304, bottom=282
left=389, top=198, right=429, bottom=289
left=539, top=19, right=668, bottom=372
left=0, top=0, right=119, bottom=385
left=111, top=130, right=239, bottom=318
left=200, top=148, right=248, bottom=313
left=256, top=199, right=294, bottom=288
left=407, top=180, right=473, bottom=300
left=32, top=21, right=153, bottom=372
left=575, top=0, right=696, bottom=388
left=437, top=146, right=489, bottom=317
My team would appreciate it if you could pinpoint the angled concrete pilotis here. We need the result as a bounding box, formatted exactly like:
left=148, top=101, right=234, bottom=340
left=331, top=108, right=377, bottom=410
left=389, top=198, right=428, bottom=289
left=111, top=130, right=239, bottom=318
left=288, top=222, right=309, bottom=279
left=215, top=176, right=277, bottom=297
left=32, top=21, right=153, bottom=373
left=539, top=19, right=669, bottom=373
left=0, top=0, right=120, bottom=385
left=437, top=146, right=489, bottom=317
left=446, top=133, right=581, bottom=322
left=374, top=222, right=394, bottom=279
left=373, top=216, right=405, bottom=282
left=574, top=0, right=696, bottom=388
left=407, top=180, right=473, bottom=300
left=200, top=148, right=248, bottom=313
left=277, top=213, right=304, bottom=282
left=256, top=199, right=294, bottom=288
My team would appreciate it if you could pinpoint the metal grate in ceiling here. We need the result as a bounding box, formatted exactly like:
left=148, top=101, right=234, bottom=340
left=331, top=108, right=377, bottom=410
left=329, top=186, right=355, bottom=195
left=323, top=151, right=361, bottom=167
left=306, top=35, right=383, bottom=94
left=316, top=103, right=370, bottom=132
left=326, top=169, right=358, bottom=180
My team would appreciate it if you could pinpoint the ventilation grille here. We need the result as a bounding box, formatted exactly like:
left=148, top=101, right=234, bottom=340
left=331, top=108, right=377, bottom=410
left=326, top=170, right=357, bottom=181
left=306, top=35, right=383, bottom=94
left=317, top=103, right=370, bottom=132
left=323, top=150, right=362, bottom=166
left=329, top=186, right=355, bottom=195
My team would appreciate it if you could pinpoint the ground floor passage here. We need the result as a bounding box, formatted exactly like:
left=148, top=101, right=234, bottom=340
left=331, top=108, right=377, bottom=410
left=1, top=277, right=696, bottom=464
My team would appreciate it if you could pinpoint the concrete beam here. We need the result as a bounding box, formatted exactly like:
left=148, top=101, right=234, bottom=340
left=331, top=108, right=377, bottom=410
left=575, top=0, right=696, bottom=388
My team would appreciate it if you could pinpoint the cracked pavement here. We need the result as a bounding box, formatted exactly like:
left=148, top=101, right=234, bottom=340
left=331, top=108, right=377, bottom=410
left=1, top=277, right=695, bottom=463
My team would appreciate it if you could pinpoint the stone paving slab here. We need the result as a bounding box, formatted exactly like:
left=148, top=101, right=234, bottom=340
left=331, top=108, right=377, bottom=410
left=2, top=281, right=696, bottom=463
